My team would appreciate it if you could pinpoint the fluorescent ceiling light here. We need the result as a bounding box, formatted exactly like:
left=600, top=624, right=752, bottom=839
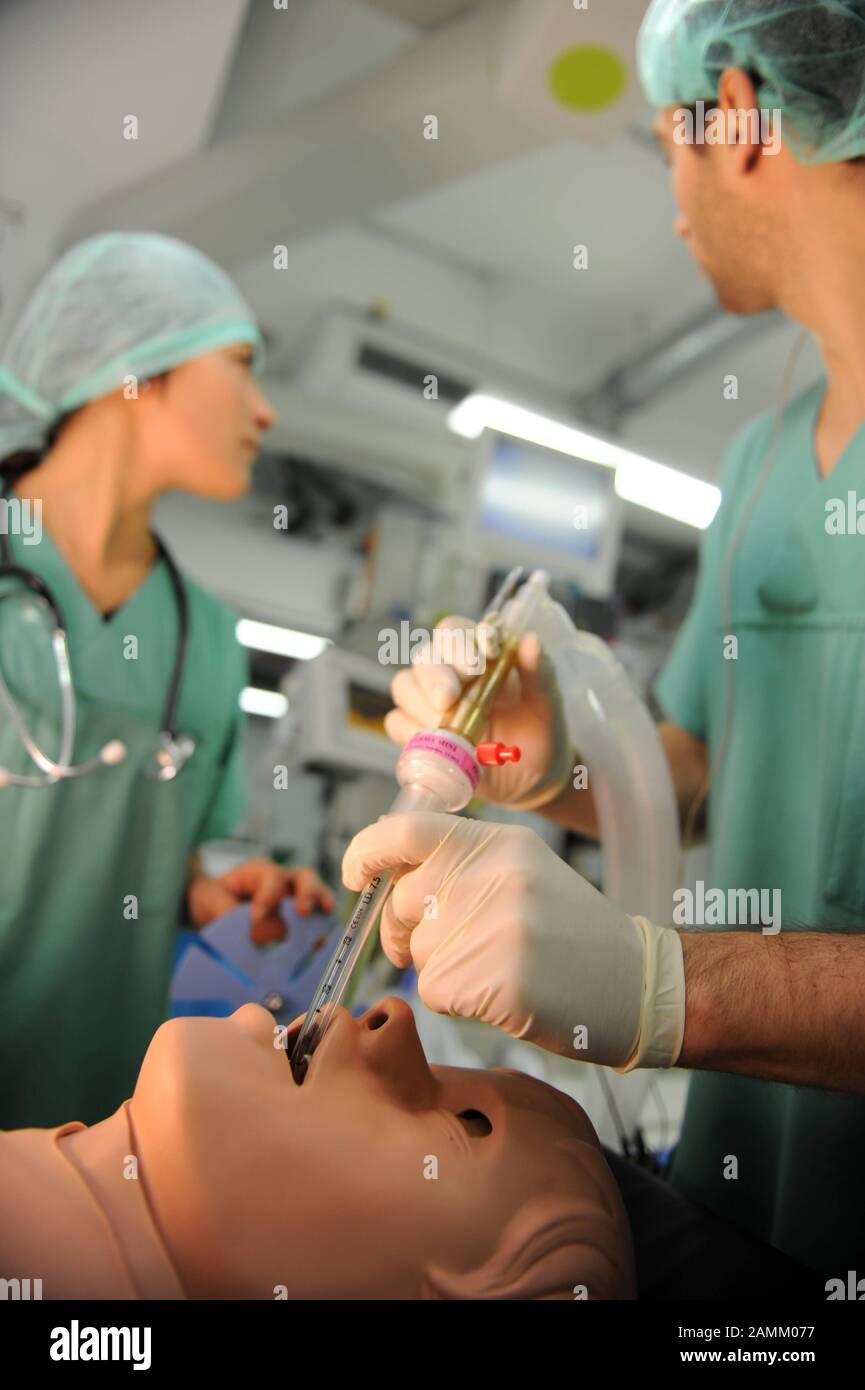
left=240, top=687, right=289, bottom=719
left=449, top=393, right=622, bottom=466
left=615, top=457, right=720, bottom=530
left=448, top=393, right=721, bottom=530
left=236, top=619, right=331, bottom=660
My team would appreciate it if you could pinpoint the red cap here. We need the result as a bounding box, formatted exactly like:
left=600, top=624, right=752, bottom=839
left=476, top=741, right=521, bottom=766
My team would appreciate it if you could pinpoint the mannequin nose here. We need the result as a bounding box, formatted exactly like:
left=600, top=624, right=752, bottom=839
left=359, top=996, right=410, bottom=1032
left=357, top=996, right=436, bottom=1106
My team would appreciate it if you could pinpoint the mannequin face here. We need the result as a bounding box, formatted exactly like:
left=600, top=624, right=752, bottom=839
left=131, top=998, right=634, bottom=1300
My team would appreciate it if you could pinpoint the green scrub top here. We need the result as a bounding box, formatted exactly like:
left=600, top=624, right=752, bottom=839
left=0, top=524, right=248, bottom=1129
left=656, top=378, right=865, bottom=1276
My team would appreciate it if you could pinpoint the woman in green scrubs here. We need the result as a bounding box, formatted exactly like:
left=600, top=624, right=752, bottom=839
left=0, top=232, right=333, bottom=1129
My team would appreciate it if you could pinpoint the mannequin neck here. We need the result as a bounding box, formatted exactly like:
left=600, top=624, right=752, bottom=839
left=0, top=1104, right=186, bottom=1299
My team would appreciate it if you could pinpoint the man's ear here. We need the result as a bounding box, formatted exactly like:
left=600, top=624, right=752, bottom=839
left=47, top=408, right=79, bottom=445
left=141, top=369, right=171, bottom=393
left=716, top=66, right=764, bottom=174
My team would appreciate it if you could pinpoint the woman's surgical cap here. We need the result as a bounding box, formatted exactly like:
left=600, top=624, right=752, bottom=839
left=0, top=231, right=265, bottom=458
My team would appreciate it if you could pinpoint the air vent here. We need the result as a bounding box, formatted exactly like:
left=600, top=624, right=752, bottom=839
left=356, top=343, right=472, bottom=405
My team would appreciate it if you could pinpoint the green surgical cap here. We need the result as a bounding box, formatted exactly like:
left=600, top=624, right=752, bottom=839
left=0, top=232, right=265, bottom=458
left=637, top=0, right=865, bottom=164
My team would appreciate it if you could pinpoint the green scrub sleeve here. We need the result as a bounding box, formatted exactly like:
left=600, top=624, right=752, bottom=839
left=196, top=624, right=249, bottom=844
left=654, top=419, right=761, bottom=740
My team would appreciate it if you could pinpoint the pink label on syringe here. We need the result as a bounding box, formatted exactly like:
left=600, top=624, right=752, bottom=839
left=404, top=731, right=480, bottom=790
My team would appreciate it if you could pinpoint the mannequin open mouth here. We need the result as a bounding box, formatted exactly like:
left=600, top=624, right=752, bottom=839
left=282, top=1021, right=307, bottom=1085
left=286, top=1004, right=392, bottom=1085
left=290, top=1052, right=309, bottom=1085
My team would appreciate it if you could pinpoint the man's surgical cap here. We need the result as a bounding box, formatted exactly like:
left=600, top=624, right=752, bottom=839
left=637, top=0, right=865, bottom=164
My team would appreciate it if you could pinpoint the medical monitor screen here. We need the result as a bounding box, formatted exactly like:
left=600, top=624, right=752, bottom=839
left=474, top=434, right=622, bottom=597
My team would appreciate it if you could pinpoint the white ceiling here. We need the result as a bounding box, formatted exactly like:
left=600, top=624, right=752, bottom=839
left=0, top=0, right=250, bottom=333
left=364, top=0, right=475, bottom=24
left=0, top=0, right=823, bottom=551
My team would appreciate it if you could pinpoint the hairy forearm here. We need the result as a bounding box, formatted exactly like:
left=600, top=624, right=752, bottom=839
left=678, top=929, right=865, bottom=1093
left=536, top=722, right=708, bottom=839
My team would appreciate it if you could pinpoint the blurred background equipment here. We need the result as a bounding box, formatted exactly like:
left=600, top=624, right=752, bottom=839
left=1, top=0, right=822, bottom=1156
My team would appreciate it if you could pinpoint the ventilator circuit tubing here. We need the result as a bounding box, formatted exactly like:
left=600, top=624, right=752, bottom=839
left=527, top=580, right=679, bottom=926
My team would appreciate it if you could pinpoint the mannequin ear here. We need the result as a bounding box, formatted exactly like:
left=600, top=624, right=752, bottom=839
left=420, top=1193, right=635, bottom=1301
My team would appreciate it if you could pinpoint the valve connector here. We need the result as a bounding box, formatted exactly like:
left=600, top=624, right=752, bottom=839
left=476, top=741, right=521, bottom=767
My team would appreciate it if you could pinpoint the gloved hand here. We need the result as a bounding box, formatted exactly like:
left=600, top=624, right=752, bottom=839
left=386, top=615, right=574, bottom=810
left=342, top=813, right=685, bottom=1070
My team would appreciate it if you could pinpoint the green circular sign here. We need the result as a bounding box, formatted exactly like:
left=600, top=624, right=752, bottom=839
left=547, top=44, right=628, bottom=112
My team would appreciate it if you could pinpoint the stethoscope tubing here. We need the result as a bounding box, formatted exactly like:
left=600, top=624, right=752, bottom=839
left=0, top=477, right=190, bottom=783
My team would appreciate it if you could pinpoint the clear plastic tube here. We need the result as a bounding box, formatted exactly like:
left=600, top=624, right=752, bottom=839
left=518, top=574, right=680, bottom=1150
left=289, top=782, right=446, bottom=1080
left=523, top=581, right=679, bottom=923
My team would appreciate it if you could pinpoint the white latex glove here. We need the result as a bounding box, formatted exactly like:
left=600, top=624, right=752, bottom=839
left=342, top=813, right=686, bottom=1070
left=386, top=615, right=574, bottom=810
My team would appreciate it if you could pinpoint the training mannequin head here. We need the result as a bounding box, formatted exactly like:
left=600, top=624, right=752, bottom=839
left=131, top=998, right=635, bottom=1299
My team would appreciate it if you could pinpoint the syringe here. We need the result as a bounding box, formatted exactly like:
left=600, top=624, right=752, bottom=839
left=289, top=567, right=546, bottom=1083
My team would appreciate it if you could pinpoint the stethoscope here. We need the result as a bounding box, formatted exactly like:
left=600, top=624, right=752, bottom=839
left=0, top=478, right=195, bottom=788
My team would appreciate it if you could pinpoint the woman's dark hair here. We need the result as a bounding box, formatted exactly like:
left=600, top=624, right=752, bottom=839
left=0, top=410, right=76, bottom=482
left=0, top=367, right=172, bottom=482
left=2, top=446, right=49, bottom=485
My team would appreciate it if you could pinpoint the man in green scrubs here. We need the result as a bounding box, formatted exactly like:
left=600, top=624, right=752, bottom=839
left=0, top=233, right=333, bottom=1129
left=638, top=0, right=865, bottom=1278
left=364, top=0, right=865, bottom=1285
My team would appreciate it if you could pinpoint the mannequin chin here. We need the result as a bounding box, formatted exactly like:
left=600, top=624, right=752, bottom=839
left=0, top=998, right=636, bottom=1300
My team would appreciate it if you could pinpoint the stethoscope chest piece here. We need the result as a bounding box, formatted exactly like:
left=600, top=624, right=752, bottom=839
left=0, top=480, right=193, bottom=789
left=148, top=731, right=196, bottom=782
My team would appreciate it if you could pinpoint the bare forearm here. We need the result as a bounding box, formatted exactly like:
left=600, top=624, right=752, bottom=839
left=534, top=765, right=600, bottom=836
left=184, top=851, right=206, bottom=922
left=679, top=930, right=865, bottom=1093
left=536, top=721, right=709, bottom=839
